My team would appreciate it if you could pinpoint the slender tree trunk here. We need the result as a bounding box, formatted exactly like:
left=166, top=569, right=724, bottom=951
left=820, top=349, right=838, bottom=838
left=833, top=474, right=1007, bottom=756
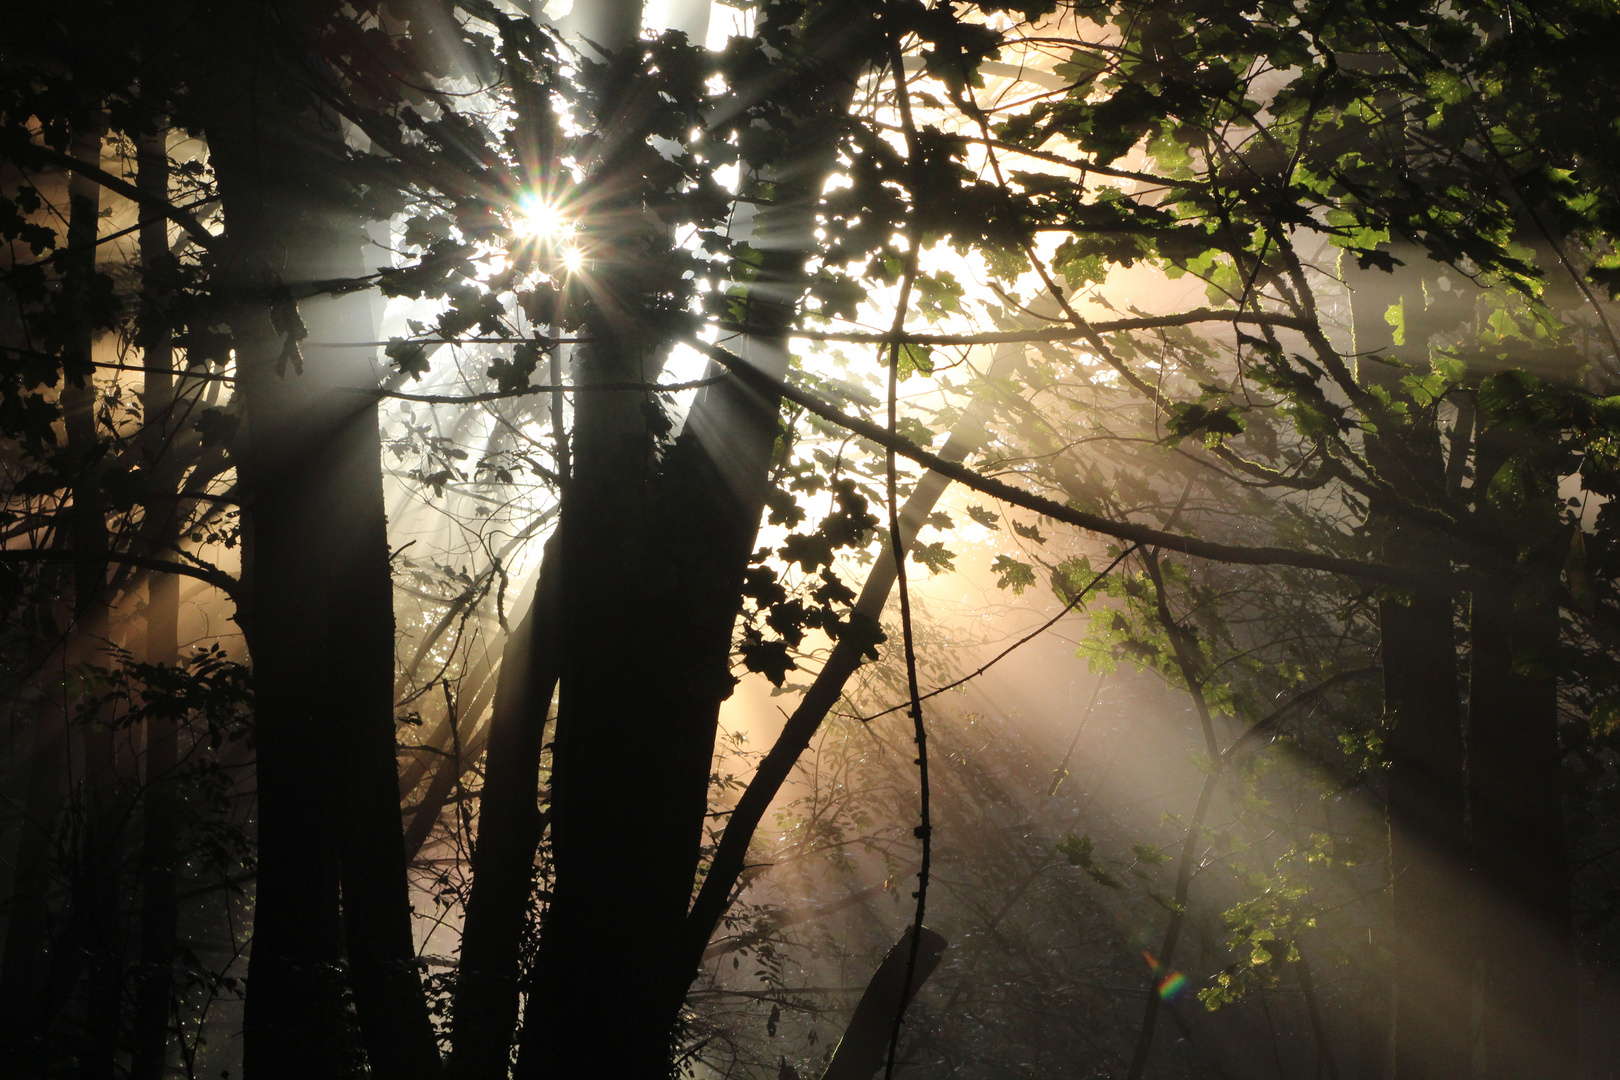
left=1380, top=584, right=1469, bottom=1080
left=1467, top=424, right=1576, bottom=1080
left=0, top=130, right=100, bottom=1046
left=60, top=121, right=129, bottom=1078
left=0, top=682, right=69, bottom=1071
left=401, top=671, right=498, bottom=861
left=450, top=539, right=561, bottom=1080
left=1123, top=543, right=1220, bottom=1080
left=818, top=927, right=948, bottom=1080
left=216, top=147, right=353, bottom=1080
left=130, top=127, right=182, bottom=1080
left=683, top=341, right=1019, bottom=969
left=1356, top=957, right=1391, bottom=1080
left=0, top=118, right=130, bottom=1075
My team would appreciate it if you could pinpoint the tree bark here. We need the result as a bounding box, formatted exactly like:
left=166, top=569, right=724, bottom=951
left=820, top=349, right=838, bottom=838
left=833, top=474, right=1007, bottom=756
left=60, top=123, right=128, bottom=1075
left=518, top=5, right=876, bottom=1074
left=450, top=539, right=561, bottom=1080
left=1379, top=583, right=1469, bottom=1080
left=130, top=127, right=183, bottom=1080
left=215, top=136, right=358, bottom=1080
left=818, top=927, right=948, bottom=1080
left=205, top=41, right=441, bottom=1075
left=0, top=126, right=111, bottom=1066
left=1353, top=269, right=1472, bottom=1080
left=1467, top=423, right=1576, bottom=1080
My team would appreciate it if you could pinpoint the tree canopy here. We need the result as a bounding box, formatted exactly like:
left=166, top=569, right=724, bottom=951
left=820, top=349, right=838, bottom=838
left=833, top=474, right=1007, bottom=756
left=3, top=1, right=1620, bottom=1078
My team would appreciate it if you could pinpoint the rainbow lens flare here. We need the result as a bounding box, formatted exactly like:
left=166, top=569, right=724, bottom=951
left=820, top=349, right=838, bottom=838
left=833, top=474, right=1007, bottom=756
left=1156, top=970, right=1189, bottom=1000
left=1141, top=949, right=1189, bottom=1001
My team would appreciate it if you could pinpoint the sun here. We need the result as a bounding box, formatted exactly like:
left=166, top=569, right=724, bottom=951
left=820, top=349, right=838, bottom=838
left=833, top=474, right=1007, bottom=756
left=513, top=195, right=571, bottom=242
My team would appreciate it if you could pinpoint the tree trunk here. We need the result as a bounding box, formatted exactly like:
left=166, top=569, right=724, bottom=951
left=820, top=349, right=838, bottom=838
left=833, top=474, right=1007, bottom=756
left=818, top=927, right=948, bottom=1080
left=0, top=126, right=113, bottom=1062
left=130, top=127, right=183, bottom=1080
left=216, top=142, right=356, bottom=1080
left=516, top=7, right=877, bottom=1073
left=1353, top=270, right=1472, bottom=1080
left=44, top=122, right=128, bottom=1073
left=1380, top=583, right=1470, bottom=1080
left=450, top=539, right=561, bottom=1080
left=683, top=341, right=1019, bottom=970
left=206, top=57, right=440, bottom=1076
left=1467, top=423, right=1576, bottom=1080
left=0, top=679, right=69, bottom=1071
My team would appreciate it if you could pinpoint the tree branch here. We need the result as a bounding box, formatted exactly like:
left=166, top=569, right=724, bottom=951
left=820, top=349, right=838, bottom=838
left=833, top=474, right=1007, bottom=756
left=0, top=547, right=239, bottom=599
left=18, top=145, right=219, bottom=250
left=691, top=339, right=1447, bottom=589
left=720, top=308, right=1308, bottom=348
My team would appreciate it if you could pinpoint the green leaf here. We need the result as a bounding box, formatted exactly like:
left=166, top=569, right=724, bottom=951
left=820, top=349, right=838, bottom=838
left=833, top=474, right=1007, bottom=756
left=1384, top=301, right=1406, bottom=347
left=1165, top=401, right=1245, bottom=444
left=778, top=532, right=834, bottom=571
left=1053, top=48, right=1108, bottom=86
left=1590, top=695, right=1620, bottom=737
left=837, top=611, right=887, bottom=660
left=911, top=541, right=956, bottom=575
left=1058, top=833, right=1123, bottom=888
left=895, top=416, right=935, bottom=445
left=914, top=270, right=965, bottom=318
left=740, top=635, right=795, bottom=687
left=486, top=341, right=540, bottom=394
left=991, top=554, right=1037, bottom=594
left=1132, top=842, right=1170, bottom=866
left=897, top=342, right=935, bottom=380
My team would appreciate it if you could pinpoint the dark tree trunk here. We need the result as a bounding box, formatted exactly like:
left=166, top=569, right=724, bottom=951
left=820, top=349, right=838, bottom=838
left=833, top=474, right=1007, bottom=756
left=1356, top=958, right=1391, bottom=1080
left=450, top=540, right=562, bottom=1080
left=1379, top=583, right=1470, bottom=1080
left=818, top=927, right=948, bottom=1080
left=1467, top=423, right=1576, bottom=1080
left=0, top=686, right=68, bottom=1071
left=517, top=7, right=875, bottom=1074
left=205, top=46, right=440, bottom=1076
left=48, top=124, right=129, bottom=1075
left=217, top=138, right=356, bottom=1077
left=64, top=122, right=127, bottom=1077
left=0, top=124, right=114, bottom=1063
left=1353, top=269, right=1472, bottom=1080
left=129, top=128, right=183, bottom=1080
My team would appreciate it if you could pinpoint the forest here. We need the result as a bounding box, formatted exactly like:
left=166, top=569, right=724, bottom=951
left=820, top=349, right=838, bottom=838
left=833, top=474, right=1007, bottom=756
left=2, top=0, right=1619, bottom=1077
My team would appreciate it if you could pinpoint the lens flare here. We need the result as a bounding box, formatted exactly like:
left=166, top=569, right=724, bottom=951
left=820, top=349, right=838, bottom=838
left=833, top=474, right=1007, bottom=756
left=1156, top=970, right=1189, bottom=1000
left=561, top=246, right=584, bottom=273
left=513, top=195, right=570, bottom=241
left=1142, top=950, right=1189, bottom=1001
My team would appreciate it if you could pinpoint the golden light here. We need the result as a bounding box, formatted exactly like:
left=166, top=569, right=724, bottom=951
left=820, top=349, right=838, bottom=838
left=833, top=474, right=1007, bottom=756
left=561, top=246, right=584, bottom=273
left=513, top=195, right=571, bottom=241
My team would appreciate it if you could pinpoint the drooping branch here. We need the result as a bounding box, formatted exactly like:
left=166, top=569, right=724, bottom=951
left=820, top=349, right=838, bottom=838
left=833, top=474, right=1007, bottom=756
left=16, top=144, right=220, bottom=249
left=721, top=308, right=1310, bottom=347
left=691, top=339, right=1448, bottom=590
left=0, top=548, right=240, bottom=600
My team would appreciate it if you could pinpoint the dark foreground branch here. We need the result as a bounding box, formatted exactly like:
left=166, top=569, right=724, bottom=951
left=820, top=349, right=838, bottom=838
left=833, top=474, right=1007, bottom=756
left=691, top=339, right=1446, bottom=590
left=0, top=548, right=239, bottom=600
